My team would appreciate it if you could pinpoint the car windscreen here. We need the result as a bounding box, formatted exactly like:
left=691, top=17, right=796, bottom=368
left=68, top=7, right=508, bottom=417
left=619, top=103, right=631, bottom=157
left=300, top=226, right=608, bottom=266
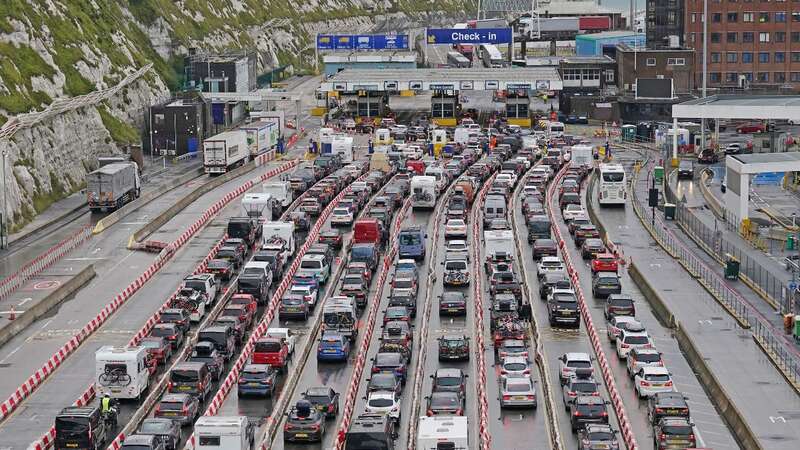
left=399, top=233, right=421, bottom=245
left=170, top=370, right=198, bottom=382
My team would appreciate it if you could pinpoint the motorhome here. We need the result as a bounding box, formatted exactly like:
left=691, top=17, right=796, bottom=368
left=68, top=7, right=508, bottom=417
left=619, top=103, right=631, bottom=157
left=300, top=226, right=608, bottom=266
left=425, top=165, right=448, bottom=192
left=262, top=181, right=292, bottom=213
left=410, top=175, right=437, bottom=210
left=261, top=221, right=295, bottom=263
left=332, top=135, right=354, bottom=163
left=323, top=296, right=359, bottom=340
left=547, top=121, right=565, bottom=137
left=95, top=346, right=150, bottom=399
left=570, top=144, right=594, bottom=171
left=241, top=193, right=274, bottom=221
left=417, top=416, right=468, bottom=450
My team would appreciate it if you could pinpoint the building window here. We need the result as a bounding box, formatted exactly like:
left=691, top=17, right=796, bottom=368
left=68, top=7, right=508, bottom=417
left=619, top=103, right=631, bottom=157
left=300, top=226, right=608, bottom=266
left=775, top=12, right=786, bottom=22
left=793, top=12, right=800, bottom=22
left=743, top=32, right=754, bottom=43
left=711, top=52, right=721, bottom=63
left=757, top=72, right=769, bottom=82
left=605, top=70, right=615, bottom=83
left=759, top=12, right=770, bottom=23
left=646, top=58, right=656, bottom=66
left=712, top=13, right=722, bottom=22
left=727, top=52, right=738, bottom=63
left=759, top=32, right=770, bottom=43
left=792, top=52, right=800, bottom=62
left=690, top=33, right=696, bottom=43
left=710, top=73, right=721, bottom=83
left=711, top=33, right=721, bottom=43
left=743, top=12, right=754, bottom=22
left=793, top=32, right=800, bottom=43
left=742, top=52, right=754, bottom=63
left=791, top=72, right=800, bottom=82
left=775, top=32, right=786, bottom=42
left=759, top=52, right=770, bottom=63
left=668, top=58, right=686, bottom=66
left=775, top=52, right=785, bottom=63
left=728, top=12, right=738, bottom=22
left=691, top=13, right=697, bottom=23
left=775, top=72, right=786, bottom=83
left=727, top=32, right=737, bottom=43
left=726, top=73, right=738, bottom=83
left=742, top=73, right=753, bottom=82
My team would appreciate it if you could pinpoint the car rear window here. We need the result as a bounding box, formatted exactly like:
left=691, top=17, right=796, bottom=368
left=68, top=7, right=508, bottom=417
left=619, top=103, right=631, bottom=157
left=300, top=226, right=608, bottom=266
left=636, top=352, right=661, bottom=363
left=662, top=424, right=692, bottom=435
left=624, top=335, right=650, bottom=345
left=255, top=341, right=282, bottom=353
left=645, top=373, right=671, bottom=382
left=300, top=260, right=322, bottom=269
left=170, top=370, right=198, bottom=382
left=445, top=261, right=467, bottom=271
left=507, top=382, right=530, bottom=392
left=610, top=298, right=633, bottom=307
left=159, top=400, right=185, bottom=411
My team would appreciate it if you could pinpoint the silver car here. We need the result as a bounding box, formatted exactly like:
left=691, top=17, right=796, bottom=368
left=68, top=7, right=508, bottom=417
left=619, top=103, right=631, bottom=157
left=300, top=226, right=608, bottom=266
left=499, top=376, right=537, bottom=409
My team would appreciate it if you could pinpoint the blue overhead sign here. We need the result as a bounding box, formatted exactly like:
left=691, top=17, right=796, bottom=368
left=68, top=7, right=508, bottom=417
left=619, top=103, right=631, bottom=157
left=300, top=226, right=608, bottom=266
left=317, top=34, right=409, bottom=50
left=426, top=28, right=513, bottom=45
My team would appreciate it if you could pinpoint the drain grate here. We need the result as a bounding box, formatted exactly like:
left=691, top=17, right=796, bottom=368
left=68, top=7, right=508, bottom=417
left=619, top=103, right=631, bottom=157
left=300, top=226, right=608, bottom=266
left=0, top=363, right=11, bottom=368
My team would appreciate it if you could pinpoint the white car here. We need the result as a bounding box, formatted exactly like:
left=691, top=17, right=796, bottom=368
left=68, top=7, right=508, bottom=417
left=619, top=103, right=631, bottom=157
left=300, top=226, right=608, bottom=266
left=365, top=390, right=401, bottom=421
left=444, top=219, right=468, bottom=239
left=288, top=284, right=319, bottom=308
left=499, top=356, right=531, bottom=378
left=499, top=170, right=518, bottom=186
left=626, top=348, right=664, bottom=377
left=396, top=259, right=416, bottom=272
left=265, top=328, right=297, bottom=355
left=606, top=316, right=638, bottom=342
left=563, top=204, right=587, bottom=221
left=615, top=324, right=653, bottom=359
left=331, top=207, right=354, bottom=226
left=515, top=156, right=532, bottom=170
left=537, top=256, right=565, bottom=279
left=634, top=366, right=674, bottom=398
left=558, top=352, right=593, bottom=385
left=445, top=240, right=469, bottom=261
left=402, top=145, right=423, bottom=160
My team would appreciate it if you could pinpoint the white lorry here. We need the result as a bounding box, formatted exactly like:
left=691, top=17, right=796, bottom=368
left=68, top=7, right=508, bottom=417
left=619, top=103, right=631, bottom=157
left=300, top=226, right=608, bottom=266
left=262, top=181, right=292, bottom=213
left=483, top=230, right=515, bottom=262
left=241, top=193, right=274, bottom=221
left=570, top=144, right=594, bottom=171
left=410, top=175, right=437, bottom=210
left=194, top=416, right=253, bottom=450
left=95, top=346, right=150, bottom=400
left=331, top=135, right=354, bottom=163
left=240, top=120, right=278, bottom=159
left=261, top=221, right=295, bottom=264
left=204, top=130, right=248, bottom=174
left=417, top=416, right=468, bottom=450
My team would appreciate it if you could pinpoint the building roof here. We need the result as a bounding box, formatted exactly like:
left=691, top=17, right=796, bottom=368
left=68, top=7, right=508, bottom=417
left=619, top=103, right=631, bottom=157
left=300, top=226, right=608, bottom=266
left=731, top=152, right=800, bottom=165
left=323, top=51, right=417, bottom=63
left=561, top=55, right=616, bottom=65
left=617, top=43, right=692, bottom=53
left=576, top=30, right=645, bottom=41
left=673, top=95, right=800, bottom=120
left=535, top=1, right=623, bottom=16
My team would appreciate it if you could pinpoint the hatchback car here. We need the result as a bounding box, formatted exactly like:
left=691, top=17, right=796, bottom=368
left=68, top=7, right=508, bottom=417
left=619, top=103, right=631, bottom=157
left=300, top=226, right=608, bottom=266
left=431, top=368, right=467, bottom=394
left=569, top=395, right=609, bottom=432
left=383, top=306, right=412, bottom=324
left=499, top=376, right=537, bottom=409
left=302, top=386, right=340, bottom=419
left=439, top=291, right=467, bottom=315
left=371, top=352, right=409, bottom=383
left=558, top=353, right=594, bottom=385
left=426, top=391, right=465, bottom=416
left=606, top=316, right=638, bottom=342
left=616, top=323, right=653, bottom=359
left=149, top=323, right=184, bottom=350
left=138, top=418, right=181, bottom=450
left=367, top=373, right=402, bottom=396
left=592, top=272, right=622, bottom=298
left=581, top=238, right=605, bottom=260
left=562, top=370, right=600, bottom=409
left=627, top=348, right=664, bottom=377
left=438, top=334, right=470, bottom=361
left=283, top=401, right=326, bottom=442
left=591, top=253, right=619, bottom=273
left=237, top=364, right=278, bottom=397
left=365, top=391, right=401, bottom=423
left=497, top=339, right=529, bottom=359
left=317, top=332, right=351, bottom=362
left=648, top=391, right=691, bottom=425
left=653, top=417, right=696, bottom=449
left=154, top=393, right=200, bottom=426
left=532, top=239, right=558, bottom=260
left=279, top=295, right=310, bottom=321
left=634, top=366, right=675, bottom=398
left=578, top=424, right=619, bottom=450
left=444, top=219, right=468, bottom=239
left=677, top=160, right=694, bottom=179
left=140, top=336, right=173, bottom=365
left=605, top=294, right=635, bottom=319
left=500, top=356, right=531, bottom=378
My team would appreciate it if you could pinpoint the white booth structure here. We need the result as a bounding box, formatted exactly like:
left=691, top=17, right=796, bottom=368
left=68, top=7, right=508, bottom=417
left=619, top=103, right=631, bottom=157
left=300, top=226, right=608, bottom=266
left=724, top=153, right=800, bottom=223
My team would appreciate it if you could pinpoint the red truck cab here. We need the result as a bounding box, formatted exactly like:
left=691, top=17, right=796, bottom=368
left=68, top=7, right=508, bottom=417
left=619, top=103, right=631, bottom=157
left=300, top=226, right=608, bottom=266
left=353, top=218, right=384, bottom=245
left=253, top=337, right=289, bottom=370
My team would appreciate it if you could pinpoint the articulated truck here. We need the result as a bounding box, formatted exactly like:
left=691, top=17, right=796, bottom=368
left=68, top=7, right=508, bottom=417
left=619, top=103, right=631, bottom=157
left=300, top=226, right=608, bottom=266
left=86, top=161, right=140, bottom=212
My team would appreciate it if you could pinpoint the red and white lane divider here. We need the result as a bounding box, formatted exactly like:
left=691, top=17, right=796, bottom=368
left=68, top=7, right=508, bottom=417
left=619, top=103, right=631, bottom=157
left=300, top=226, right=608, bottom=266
left=332, top=200, right=410, bottom=450
left=546, top=165, right=638, bottom=450
left=179, top=174, right=371, bottom=450
left=0, top=225, right=92, bottom=302
left=19, top=161, right=299, bottom=448
left=470, top=176, right=495, bottom=450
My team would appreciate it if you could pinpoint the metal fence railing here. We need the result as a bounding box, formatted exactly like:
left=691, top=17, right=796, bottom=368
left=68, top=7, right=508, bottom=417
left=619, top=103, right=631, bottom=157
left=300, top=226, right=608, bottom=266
left=629, top=159, right=800, bottom=389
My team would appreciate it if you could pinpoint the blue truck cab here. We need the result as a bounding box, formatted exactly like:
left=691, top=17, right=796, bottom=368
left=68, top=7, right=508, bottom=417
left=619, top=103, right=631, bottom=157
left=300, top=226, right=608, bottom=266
left=398, top=226, right=427, bottom=261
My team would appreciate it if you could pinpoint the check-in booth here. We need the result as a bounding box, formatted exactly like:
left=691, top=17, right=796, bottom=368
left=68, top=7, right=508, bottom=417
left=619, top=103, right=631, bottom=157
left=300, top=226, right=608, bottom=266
left=356, top=90, right=387, bottom=120
left=431, top=88, right=459, bottom=127
left=505, top=85, right=531, bottom=127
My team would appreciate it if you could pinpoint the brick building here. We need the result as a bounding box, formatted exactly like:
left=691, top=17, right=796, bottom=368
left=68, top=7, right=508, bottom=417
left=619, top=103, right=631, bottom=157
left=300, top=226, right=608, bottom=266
left=646, top=0, right=685, bottom=48
left=683, top=0, right=800, bottom=91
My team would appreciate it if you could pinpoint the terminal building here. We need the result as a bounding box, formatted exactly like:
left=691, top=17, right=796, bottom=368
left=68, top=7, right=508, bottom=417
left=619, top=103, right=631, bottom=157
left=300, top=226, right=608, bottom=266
left=322, top=52, right=417, bottom=77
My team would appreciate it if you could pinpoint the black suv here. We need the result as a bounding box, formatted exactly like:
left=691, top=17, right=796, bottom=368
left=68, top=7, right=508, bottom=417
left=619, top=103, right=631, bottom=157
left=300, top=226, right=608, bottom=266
left=569, top=395, right=610, bottom=432
left=648, top=391, right=690, bottom=425
left=540, top=273, right=571, bottom=300
left=437, top=334, right=470, bottom=361
left=548, top=290, right=580, bottom=328
left=238, top=266, right=272, bottom=305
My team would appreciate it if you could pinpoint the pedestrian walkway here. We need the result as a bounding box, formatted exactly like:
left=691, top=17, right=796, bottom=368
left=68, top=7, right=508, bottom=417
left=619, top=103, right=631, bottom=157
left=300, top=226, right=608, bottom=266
left=592, top=160, right=800, bottom=449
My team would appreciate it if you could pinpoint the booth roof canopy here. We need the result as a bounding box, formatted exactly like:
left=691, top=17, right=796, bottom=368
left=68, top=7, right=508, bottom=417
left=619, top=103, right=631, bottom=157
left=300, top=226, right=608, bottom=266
left=731, top=152, right=800, bottom=165
left=673, top=95, right=800, bottom=120
left=325, top=67, right=561, bottom=83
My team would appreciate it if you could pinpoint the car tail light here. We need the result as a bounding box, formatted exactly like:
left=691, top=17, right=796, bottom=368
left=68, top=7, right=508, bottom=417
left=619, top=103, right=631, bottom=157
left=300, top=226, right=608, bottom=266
left=260, top=379, right=272, bottom=386
left=659, top=433, right=666, bottom=441
left=665, top=381, right=673, bottom=387
left=502, top=395, right=511, bottom=401
left=327, top=404, right=335, bottom=412
left=285, top=423, right=294, bottom=431
left=182, top=405, right=189, bottom=414
left=620, top=343, right=629, bottom=348
left=526, top=395, right=535, bottom=400
left=154, top=405, right=161, bottom=414
left=640, top=380, right=650, bottom=387
left=601, top=411, right=608, bottom=417
left=573, top=410, right=581, bottom=416
left=426, top=409, right=433, bottom=416
left=168, top=381, right=173, bottom=389
left=372, top=367, right=379, bottom=373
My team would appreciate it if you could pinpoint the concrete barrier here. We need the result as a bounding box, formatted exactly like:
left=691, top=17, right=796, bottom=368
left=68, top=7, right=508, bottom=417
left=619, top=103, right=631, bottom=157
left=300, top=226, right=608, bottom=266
left=129, top=161, right=260, bottom=245
left=0, top=265, right=95, bottom=347
left=626, top=261, right=763, bottom=450
left=93, top=167, right=204, bottom=234
left=698, top=169, right=725, bottom=219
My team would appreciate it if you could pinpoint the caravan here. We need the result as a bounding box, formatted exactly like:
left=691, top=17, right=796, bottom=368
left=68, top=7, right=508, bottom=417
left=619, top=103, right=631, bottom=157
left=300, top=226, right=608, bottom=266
left=425, top=165, right=449, bottom=192
left=194, top=416, right=253, bottom=450
left=261, top=221, right=295, bottom=263
left=95, top=346, right=150, bottom=399
left=241, top=193, right=274, bottom=221
left=417, top=416, right=468, bottom=450
left=410, top=176, right=437, bottom=210
left=332, top=135, right=354, bottom=163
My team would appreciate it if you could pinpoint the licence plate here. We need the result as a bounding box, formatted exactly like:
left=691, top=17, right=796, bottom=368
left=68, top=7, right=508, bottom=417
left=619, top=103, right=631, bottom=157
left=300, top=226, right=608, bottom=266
left=513, top=396, right=526, bottom=400
left=295, top=433, right=308, bottom=438
left=448, top=308, right=459, bottom=312
left=178, top=386, right=191, bottom=390
left=324, top=349, right=336, bottom=353
left=66, top=444, right=78, bottom=448
left=562, top=311, right=572, bottom=315
left=249, top=382, right=260, bottom=386
left=163, top=412, right=177, bottom=416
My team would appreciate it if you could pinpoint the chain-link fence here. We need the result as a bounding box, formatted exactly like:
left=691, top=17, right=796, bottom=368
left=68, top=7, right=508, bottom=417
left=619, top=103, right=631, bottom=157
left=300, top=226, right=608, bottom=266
left=630, top=161, right=800, bottom=388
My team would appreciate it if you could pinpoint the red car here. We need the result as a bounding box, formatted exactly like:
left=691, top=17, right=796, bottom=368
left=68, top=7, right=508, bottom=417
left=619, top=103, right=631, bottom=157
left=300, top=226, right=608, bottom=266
left=736, top=122, right=765, bottom=134
left=140, top=336, right=173, bottom=365
left=221, top=304, right=253, bottom=330
left=591, top=253, right=619, bottom=273
left=253, top=337, right=289, bottom=370
left=346, top=262, right=372, bottom=282
left=230, top=294, right=258, bottom=316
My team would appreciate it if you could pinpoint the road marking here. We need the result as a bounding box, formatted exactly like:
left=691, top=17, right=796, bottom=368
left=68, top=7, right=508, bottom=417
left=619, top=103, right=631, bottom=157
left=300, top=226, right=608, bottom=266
left=0, top=345, right=23, bottom=363
left=18, top=297, right=33, bottom=306
left=769, top=416, right=787, bottom=423
left=64, top=257, right=107, bottom=261
left=39, top=319, right=53, bottom=330
left=33, top=280, right=60, bottom=290
left=120, top=222, right=148, bottom=225
left=91, top=247, right=101, bottom=254
left=698, top=319, right=713, bottom=325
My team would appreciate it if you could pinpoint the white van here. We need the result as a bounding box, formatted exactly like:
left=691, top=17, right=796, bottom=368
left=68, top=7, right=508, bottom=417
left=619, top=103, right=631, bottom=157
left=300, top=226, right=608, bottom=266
left=95, top=346, right=150, bottom=399
left=417, top=416, right=468, bottom=450
left=195, top=416, right=253, bottom=450
left=548, top=121, right=565, bottom=137
left=241, top=193, right=273, bottom=220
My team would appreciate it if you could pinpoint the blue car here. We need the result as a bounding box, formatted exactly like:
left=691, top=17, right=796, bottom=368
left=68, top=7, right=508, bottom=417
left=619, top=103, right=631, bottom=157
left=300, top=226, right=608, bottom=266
left=317, top=332, right=350, bottom=362
left=237, top=364, right=278, bottom=397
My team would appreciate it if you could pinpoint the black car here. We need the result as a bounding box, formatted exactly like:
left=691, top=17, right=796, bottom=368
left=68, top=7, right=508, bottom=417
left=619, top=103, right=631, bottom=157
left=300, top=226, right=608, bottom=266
left=206, top=258, right=235, bottom=282
left=540, top=273, right=571, bottom=300
left=592, top=272, right=622, bottom=298
left=188, top=342, right=224, bottom=380
left=569, top=395, right=610, bottom=431
left=698, top=148, right=719, bottom=164
left=577, top=424, right=619, bottom=450
left=581, top=238, right=606, bottom=260
left=548, top=290, right=580, bottom=328
left=489, top=271, right=521, bottom=300
left=388, top=288, right=417, bottom=316
left=426, top=391, right=465, bottom=416
left=438, top=334, right=470, bottom=361
left=677, top=160, right=694, bottom=179
left=302, top=386, right=340, bottom=419
left=138, top=418, right=182, bottom=450
left=283, top=401, right=326, bottom=442
left=371, top=352, right=409, bottom=384
left=647, top=391, right=690, bottom=425
left=439, top=291, right=467, bottom=316
left=367, top=373, right=402, bottom=395
left=149, top=323, right=184, bottom=350
left=318, top=230, right=343, bottom=250
left=532, top=239, right=558, bottom=260
left=158, top=308, right=190, bottom=334
left=216, top=245, right=244, bottom=269
left=238, top=266, right=271, bottom=305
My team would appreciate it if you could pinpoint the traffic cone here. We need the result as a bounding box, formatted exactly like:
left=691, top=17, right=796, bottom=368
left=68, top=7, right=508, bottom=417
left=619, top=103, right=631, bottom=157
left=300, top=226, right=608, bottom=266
left=9, top=307, right=15, bottom=321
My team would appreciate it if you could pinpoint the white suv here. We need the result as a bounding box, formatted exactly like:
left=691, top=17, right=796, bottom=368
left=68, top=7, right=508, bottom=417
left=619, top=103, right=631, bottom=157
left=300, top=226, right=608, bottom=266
left=616, top=323, right=653, bottom=359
